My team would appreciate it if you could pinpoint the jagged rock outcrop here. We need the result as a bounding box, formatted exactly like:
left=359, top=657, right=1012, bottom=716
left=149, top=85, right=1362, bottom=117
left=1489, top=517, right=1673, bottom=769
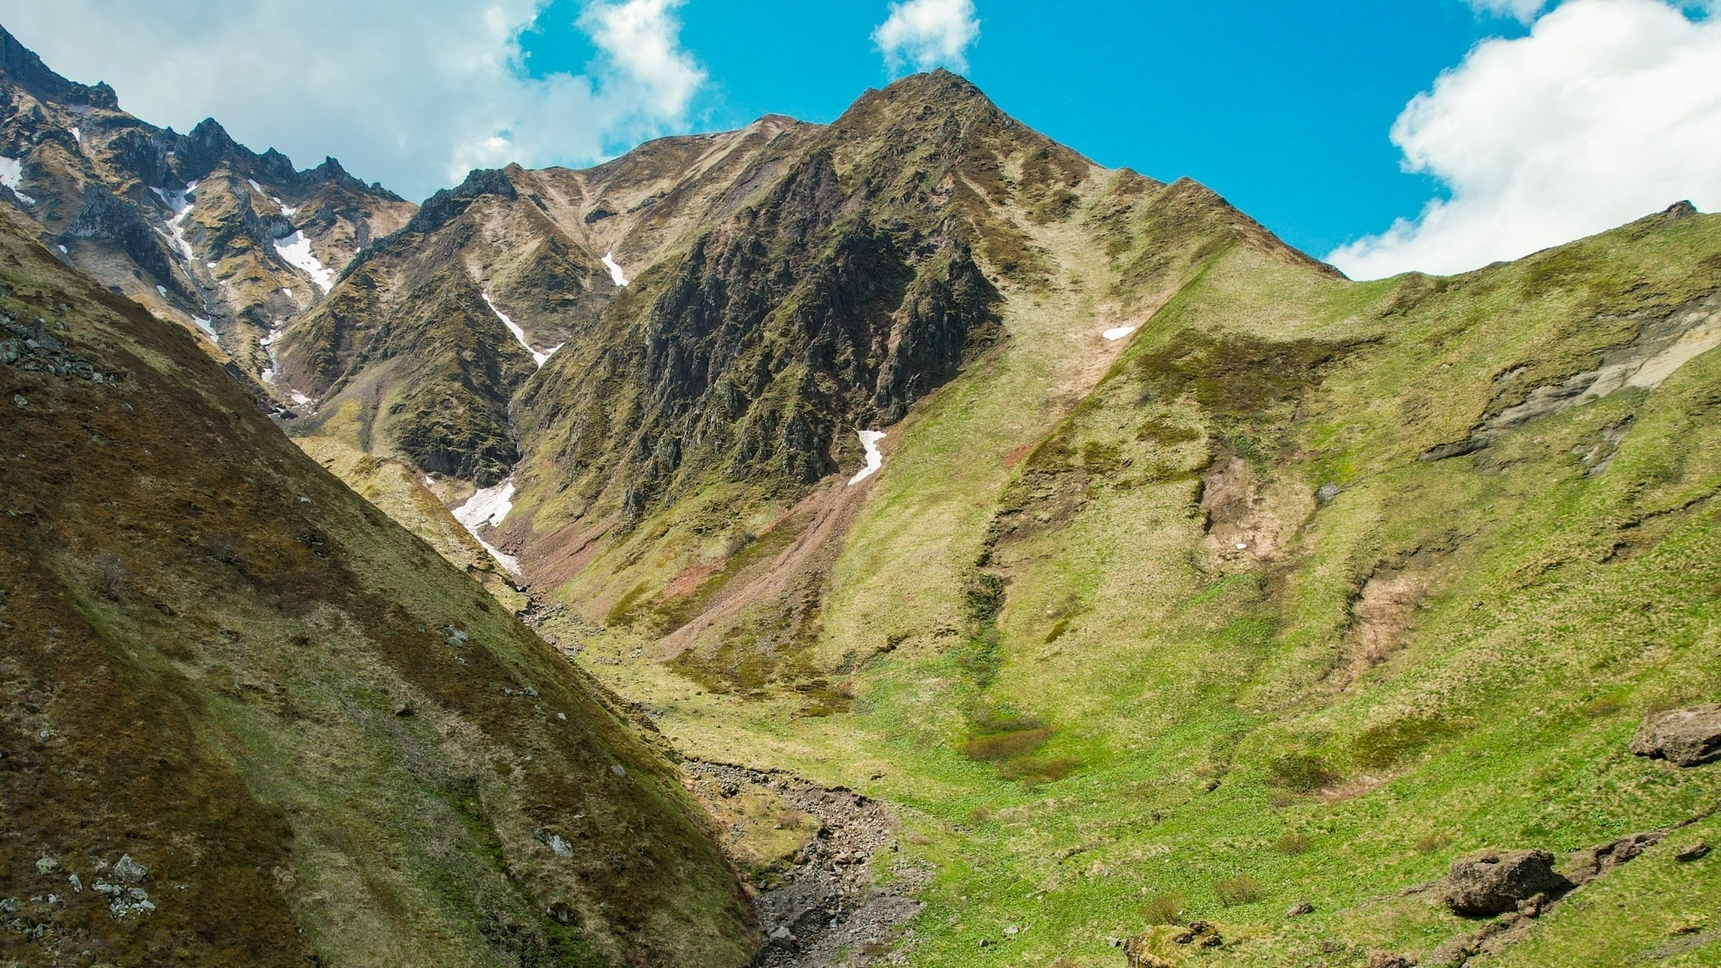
left=0, top=24, right=414, bottom=384
left=60, top=183, right=184, bottom=293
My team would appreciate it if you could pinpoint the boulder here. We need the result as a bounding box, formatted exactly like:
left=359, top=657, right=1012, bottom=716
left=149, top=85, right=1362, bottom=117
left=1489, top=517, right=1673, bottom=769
left=1367, top=951, right=1417, bottom=968
left=1630, top=705, right=1721, bottom=766
left=1441, top=849, right=1571, bottom=917
left=1676, top=841, right=1710, bottom=863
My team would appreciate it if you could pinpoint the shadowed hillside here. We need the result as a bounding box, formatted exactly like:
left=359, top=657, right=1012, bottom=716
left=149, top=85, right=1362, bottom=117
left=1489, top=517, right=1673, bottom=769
left=0, top=206, right=754, bottom=966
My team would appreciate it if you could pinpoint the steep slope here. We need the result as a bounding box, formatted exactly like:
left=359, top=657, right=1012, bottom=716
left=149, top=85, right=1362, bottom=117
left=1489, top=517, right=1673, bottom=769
left=569, top=198, right=1721, bottom=968
left=505, top=73, right=1330, bottom=682
left=0, top=208, right=753, bottom=965
left=0, top=24, right=414, bottom=405
left=274, top=73, right=1315, bottom=667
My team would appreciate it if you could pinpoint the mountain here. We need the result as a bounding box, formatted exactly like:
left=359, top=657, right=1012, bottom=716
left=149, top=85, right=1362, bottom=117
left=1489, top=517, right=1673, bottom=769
left=4, top=23, right=1721, bottom=968
left=0, top=203, right=753, bottom=965
left=0, top=25, right=414, bottom=413
left=258, top=66, right=1721, bottom=964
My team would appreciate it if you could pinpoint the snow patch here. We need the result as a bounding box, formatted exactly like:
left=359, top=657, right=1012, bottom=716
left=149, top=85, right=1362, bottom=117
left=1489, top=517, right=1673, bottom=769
left=0, top=158, right=38, bottom=202
left=69, top=127, right=81, bottom=144
left=483, top=292, right=560, bottom=367
left=151, top=183, right=199, bottom=263
left=155, top=285, right=168, bottom=298
left=192, top=316, right=215, bottom=339
left=453, top=479, right=522, bottom=574
left=1103, top=326, right=1137, bottom=342
left=1, top=156, right=34, bottom=204
left=249, top=179, right=298, bottom=217
left=848, top=430, right=887, bottom=485
left=57, top=245, right=67, bottom=255
left=273, top=231, right=335, bottom=293
left=602, top=252, right=629, bottom=287
left=259, top=324, right=285, bottom=384
left=290, top=391, right=314, bottom=408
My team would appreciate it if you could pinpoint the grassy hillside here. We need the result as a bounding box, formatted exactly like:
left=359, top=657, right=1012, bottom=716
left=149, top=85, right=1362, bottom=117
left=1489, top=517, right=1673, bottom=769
left=545, top=201, right=1721, bottom=967
left=0, top=208, right=754, bottom=966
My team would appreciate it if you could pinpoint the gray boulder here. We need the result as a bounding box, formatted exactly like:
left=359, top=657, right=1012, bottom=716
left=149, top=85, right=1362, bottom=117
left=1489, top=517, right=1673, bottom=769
left=1630, top=704, right=1721, bottom=766
left=1441, top=849, right=1571, bottom=917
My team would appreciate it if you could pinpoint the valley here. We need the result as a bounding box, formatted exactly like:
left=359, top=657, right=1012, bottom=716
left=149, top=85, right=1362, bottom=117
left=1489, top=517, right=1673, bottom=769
left=2, top=22, right=1719, bottom=968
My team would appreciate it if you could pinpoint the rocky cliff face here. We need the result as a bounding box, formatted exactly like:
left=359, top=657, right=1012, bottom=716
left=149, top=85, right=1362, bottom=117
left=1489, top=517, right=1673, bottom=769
left=251, top=70, right=1319, bottom=672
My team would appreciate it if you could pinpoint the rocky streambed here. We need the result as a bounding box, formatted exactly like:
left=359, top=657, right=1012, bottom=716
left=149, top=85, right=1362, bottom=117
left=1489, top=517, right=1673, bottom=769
left=682, top=761, right=929, bottom=967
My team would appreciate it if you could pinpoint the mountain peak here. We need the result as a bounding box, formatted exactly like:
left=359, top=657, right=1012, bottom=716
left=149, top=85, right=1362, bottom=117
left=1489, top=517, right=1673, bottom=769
left=873, top=69, right=996, bottom=112
left=0, top=22, right=117, bottom=108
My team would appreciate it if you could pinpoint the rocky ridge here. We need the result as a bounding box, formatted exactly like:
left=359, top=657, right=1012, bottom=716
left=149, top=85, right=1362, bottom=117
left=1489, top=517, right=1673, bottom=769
left=0, top=23, right=413, bottom=407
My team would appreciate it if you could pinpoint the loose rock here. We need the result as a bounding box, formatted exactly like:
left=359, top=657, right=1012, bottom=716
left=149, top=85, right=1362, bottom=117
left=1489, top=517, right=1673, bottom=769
left=112, top=854, right=147, bottom=884
left=1676, top=841, right=1711, bottom=863
left=1367, top=949, right=1417, bottom=968
left=1441, top=849, right=1571, bottom=917
left=35, top=857, right=59, bottom=875
left=1630, top=704, right=1721, bottom=766
left=1285, top=899, right=1314, bottom=917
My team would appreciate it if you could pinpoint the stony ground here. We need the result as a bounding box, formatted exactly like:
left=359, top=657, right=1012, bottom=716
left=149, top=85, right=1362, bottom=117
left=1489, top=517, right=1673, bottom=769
left=682, top=761, right=930, bottom=967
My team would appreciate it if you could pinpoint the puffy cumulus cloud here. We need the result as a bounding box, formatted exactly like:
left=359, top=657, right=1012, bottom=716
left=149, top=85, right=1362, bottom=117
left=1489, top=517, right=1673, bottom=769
left=873, top=0, right=981, bottom=74
left=1330, top=0, right=1721, bottom=280
left=0, top=0, right=705, bottom=201
left=1465, top=0, right=1551, bottom=22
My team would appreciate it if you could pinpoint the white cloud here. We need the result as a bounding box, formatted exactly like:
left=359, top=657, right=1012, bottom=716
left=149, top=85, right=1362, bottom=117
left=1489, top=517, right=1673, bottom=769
left=1330, top=0, right=1721, bottom=280
left=873, top=0, right=981, bottom=74
left=0, top=0, right=705, bottom=202
left=1466, top=0, right=1551, bottom=22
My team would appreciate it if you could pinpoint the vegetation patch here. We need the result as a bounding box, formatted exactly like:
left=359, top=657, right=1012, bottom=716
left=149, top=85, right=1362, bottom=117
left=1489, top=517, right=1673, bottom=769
left=1142, top=893, right=1186, bottom=926
left=1351, top=714, right=1456, bottom=770
left=1213, top=875, right=1267, bottom=907
left=1268, top=751, right=1342, bottom=793
left=1133, top=330, right=1355, bottom=420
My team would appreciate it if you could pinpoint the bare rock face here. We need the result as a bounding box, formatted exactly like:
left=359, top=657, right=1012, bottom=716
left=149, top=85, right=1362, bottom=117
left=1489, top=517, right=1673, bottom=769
left=1441, top=850, right=1571, bottom=917
left=1631, top=704, right=1721, bottom=766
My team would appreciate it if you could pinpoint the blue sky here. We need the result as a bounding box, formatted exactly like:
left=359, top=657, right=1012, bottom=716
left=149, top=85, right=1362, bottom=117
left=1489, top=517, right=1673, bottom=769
left=4, top=0, right=1717, bottom=278
left=522, top=0, right=1528, bottom=261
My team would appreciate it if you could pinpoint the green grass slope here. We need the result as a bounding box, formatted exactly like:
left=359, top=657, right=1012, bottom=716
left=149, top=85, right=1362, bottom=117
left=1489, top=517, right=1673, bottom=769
left=0, top=209, right=754, bottom=967
left=565, top=203, right=1721, bottom=967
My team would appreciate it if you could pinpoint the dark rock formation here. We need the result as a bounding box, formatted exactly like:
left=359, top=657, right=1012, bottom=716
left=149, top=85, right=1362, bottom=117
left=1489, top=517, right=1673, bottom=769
left=404, top=167, right=519, bottom=236
left=59, top=185, right=184, bottom=295
left=1441, top=849, right=1571, bottom=917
